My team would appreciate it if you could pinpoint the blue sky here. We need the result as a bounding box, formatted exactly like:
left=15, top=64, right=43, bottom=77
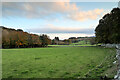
left=2, top=2, right=118, bottom=39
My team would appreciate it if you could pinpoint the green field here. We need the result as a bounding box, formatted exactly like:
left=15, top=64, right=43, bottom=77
left=49, top=40, right=96, bottom=47
left=2, top=47, right=116, bottom=78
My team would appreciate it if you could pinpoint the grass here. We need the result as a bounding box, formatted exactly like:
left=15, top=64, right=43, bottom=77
left=49, top=40, right=96, bottom=47
left=71, top=41, right=89, bottom=45
left=70, top=40, right=96, bottom=46
left=2, top=47, right=116, bottom=78
left=48, top=44, right=96, bottom=47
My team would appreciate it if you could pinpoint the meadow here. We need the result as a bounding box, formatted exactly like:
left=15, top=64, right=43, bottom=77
left=2, top=47, right=116, bottom=78
left=49, top=40, right=96, bottom=47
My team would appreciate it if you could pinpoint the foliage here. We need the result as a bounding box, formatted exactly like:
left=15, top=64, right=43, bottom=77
left=95, top=8, right=120, bottom=44
left=90, top=37, right=96, bottom=45
left=52, top=37, right=71, bottom=45
left=1, top=26, right=51, bottom=48
left=52, top=37, right=59, bottom=45
left=54, top=37, right=59, bottom=41
left=40, top=34, right=51, bottom=47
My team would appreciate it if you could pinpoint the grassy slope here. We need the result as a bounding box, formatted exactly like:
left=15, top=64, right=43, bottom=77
left=2, top=47, right=116, bottom=78
left=70, top=40, right=96, bottom=46
left=49, top=41, right=96, bottom=47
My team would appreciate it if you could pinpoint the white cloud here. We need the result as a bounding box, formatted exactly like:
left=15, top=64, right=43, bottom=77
left=68, top=9, right=104, bottom=21
left=2, top=2, right=104, bottom=21
left=44, top=33, right=94, bottom=40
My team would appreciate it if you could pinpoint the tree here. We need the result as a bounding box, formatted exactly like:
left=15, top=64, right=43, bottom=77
left=17, top=29, right=23, bottom=32
left=2, top=28, right=10, bottom=48
left=90, top=37, right=96, bottom=45
left=2, top=27, right=51, bottom=48
left=54, top=37, right=59, bottom=45
left=95, top=8, right=120, bottom=44
left=27, top=34, right=33, bottom=47
left=40, top=34, right=51, bottom=47
left=55, top=37, right=59, bottom=41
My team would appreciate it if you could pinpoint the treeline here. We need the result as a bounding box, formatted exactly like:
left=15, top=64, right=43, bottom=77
left=52, top=37, right=71, bottom=45
left=51, top=36, right=96, bottom=45
left=95, top=8, right=120, bottom=44
left=1, top=26, right=51, bottom=48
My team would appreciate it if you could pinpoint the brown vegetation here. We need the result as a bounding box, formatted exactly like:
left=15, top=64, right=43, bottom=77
left=1, top=26, right=51, bottom=48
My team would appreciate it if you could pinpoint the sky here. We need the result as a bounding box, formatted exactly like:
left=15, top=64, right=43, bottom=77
left=1, top=1, right=118, bottom=40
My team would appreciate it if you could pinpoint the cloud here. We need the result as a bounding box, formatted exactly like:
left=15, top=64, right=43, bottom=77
left=2, top=2, right=104, bottom=21
left=68, top=9, right=104, bottom=21
left=45, top=33, right=94, bottom=40
left=27, top=24, right=94, bottom=34
left=2, top=1, right=78, bottom=18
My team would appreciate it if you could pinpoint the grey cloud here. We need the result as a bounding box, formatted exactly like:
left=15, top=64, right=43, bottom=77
left=2, top=2, right=104, bottom=21
left=27, top=26, right=95, bottom=34
left=2, top=2, right=71, bottom=18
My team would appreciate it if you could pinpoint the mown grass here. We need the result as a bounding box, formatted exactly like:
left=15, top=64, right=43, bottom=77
left=2, top=47, right=116, bottom=78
